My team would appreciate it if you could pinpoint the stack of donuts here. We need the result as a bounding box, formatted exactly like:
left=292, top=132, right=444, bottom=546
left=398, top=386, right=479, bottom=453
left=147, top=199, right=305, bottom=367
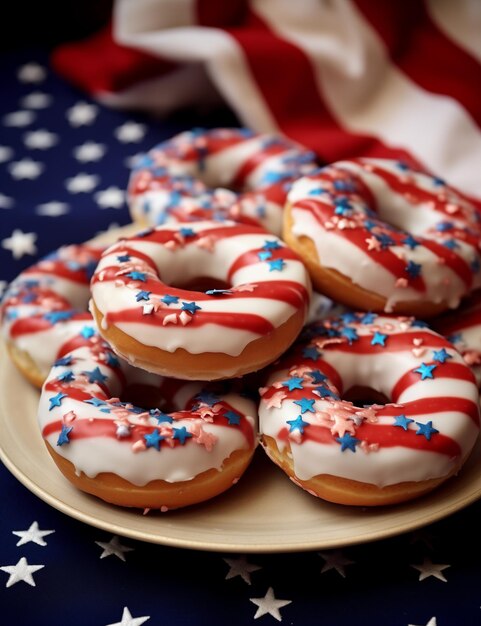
left=2, top=127, right=481, bottom=511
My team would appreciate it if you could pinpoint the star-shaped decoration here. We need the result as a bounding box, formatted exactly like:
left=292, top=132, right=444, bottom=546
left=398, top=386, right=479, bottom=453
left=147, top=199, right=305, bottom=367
left=249, top=587, right=291, bottom=622
left=95, top=186, right=125, bottom=209
left=12, top=521, right=54, bottom=547
left=371, top=331, right=388, bottom=346
left=2, top=110, right=36, bottom=127
left=23, top=129, right=58, bottom=149
left=223, top=410, right=242, bottom=425
left=95, top=535, right=134, bottom=561
left=135, top=290, right=151, bottom=302
left=57, top=424, right=73, bottom=446
left=8, top=157, right=44, bottom=179
left=181, top=301, right=201, bottom=314
left=336, top=432, right=360, bottom=452
left=172, top=426, right=193, bottom=444
left=20, top=91, right=52, bottom=109
left=144, top=429, right=164, bottom=450
left=66, top=101, right=98, bottom=127
left=281, top=377, right=304, bottom=391
left=432, top=348, right=452, bottom=364
left=65, top=173, right=99, bottom=193
left=223, top=556, right=262, bottom=585
left=393, top=414, right=414, bottom=431
left=319, top=550, right=354, bottom=577
left=126, top=271, right=147, bottom=282
left=413, top=363, right=437, bottom=380
left=161, top=294, right=179, bottom=305
left=17, top=63, right=46, bottom=83
left=293, top=397, right=316, bottom=414
left=36, top=201, right=70, bottom=216
left=106, top=607, right=150, bottom=626
left=267, top=258, right=286, bottom=272
left=286, top=415, right=310, bottom=434
left=341, top=326, right=358, bottom=344
left=415, top=421, right=439, bottom=440
left=115, top=121, right=146, bottom=143
left=2, top=229, right=37, bottom=259
left=405, top=260, right=422, bottom=279
left=411, top=558, right=450, bottom=582
left=84, top=366, right=108, bottom=384
left=0, top=557, right=44, bottom=587
left=73, top=141, right=106, bottom=162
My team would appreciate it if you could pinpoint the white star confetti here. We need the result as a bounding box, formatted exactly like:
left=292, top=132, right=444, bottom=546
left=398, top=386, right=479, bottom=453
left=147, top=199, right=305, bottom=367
left=223, top=556, right=262, bottom=585
left=65, top=173, right=99, bottom=193
left=20, top=91, right=52, bottom=109
left=8, top=157, right=44, bottom=180
left=106, top=606, right=150, bottom=626
left=95, top=535, right=134, bottom=561
left=0, top=146, right=13, bottom=162
left=249, top=587, right=291, bottom=622
left=0, top=557, right=44, bottom=588
left=36, top=201, right=70, bottom=216
left=73, top=141, right=106, bottom=162
left=319, top=550, right=354, bottom=578
left=2, top=110, right=36, bottom=127
left=0, top=193, right=14, bottom=209
left=17, top=63, right=46, bottom=83
left=23, top=129, right=58, bottom=149
left=12, top=521, right=55, bottom=547
left=66, top=101, right=98, bottom=127
left=411, top=558, right=450, bottom=582
left=95, top=186, right=125, bottom=209
left=2, top=229, right=37, bottom=259
left=115, top=121, right=146, bottom=143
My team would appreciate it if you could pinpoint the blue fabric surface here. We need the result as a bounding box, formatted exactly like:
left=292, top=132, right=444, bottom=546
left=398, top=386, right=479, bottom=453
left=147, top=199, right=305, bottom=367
left=1, top=48, right=481, bottom=626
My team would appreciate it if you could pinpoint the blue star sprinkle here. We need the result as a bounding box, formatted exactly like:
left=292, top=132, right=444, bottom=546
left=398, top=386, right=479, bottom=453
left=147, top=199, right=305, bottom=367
left=413, top=363, right=437, bottom=380
left=152, top=410, right=173, bottom=424
left=293, top=398, right=316, bottom=414
left=83, top=367, right=108, bottom=384
left=432, top=348, right=452, bottom=364
left=161, top=294, right=179, bottom=305
left=80, top=326, right=96, bottom=339
left=179, top=227, right=195, bottom=238
left=173, top=426, right=193, bottom=444
left=144, top=430, right=165, bottom=451
left=195, top=390, right=220, bottom=406
left=263, top=240, right=282, bottom=251
left=224, top=410, right=242, bottom=425
left=405, top=260, right=422, bottom=279
left=286, top=415, right=310, bottom=434
left=314, top=386, right=339, bottom=400
left=442, top=239, right=459, bottom=250
left=268, top=258, right=286, bottom=272
left=341, top=326, right=358, bottom=344
left=371, top=331, right=388, bottom=347
left=205, top=289, right=232, bottom=296
left=181, top=301, right=202, bottom=314
left=57, top=425, right=73, bottom=446
left=126, top=271, right=147, bottom=282
left=341, top=312, right=359, bottom=324
left=57, top=370, right=75, bottom=383
left=402, top=235, right=420, bottom=249
left=336, top=433, right=361, bottom=452
left=49, top=393, right=67, bottom=410
left=308, top=370, right=327, bottom=384
left=117, top=254, right=131, bottom=263
left=135, top=290, right=151, bottom=302
left=302, top=346, right=321, bottom=361
left=54, top=355, right=73, bottom=367
left=258, top=250, right=272, bottom=261
left=281, top=377, right=304, bottom=391
left=106, top=352, right=120, bottom=368
left=84, top=397, right=106, bottom=407
left=44, top=310, right=74, bottom=324
left=393, top=414, right=414, bottom=431
left=416, top=421, right=439, bottom=440
left=375, top=233, right=395, bottom=249
left=361, top=312, right=377, bottom=324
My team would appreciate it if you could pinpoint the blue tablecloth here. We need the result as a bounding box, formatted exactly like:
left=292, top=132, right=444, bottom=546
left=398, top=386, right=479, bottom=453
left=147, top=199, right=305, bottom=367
left=1, top=48, right=480, bottom=626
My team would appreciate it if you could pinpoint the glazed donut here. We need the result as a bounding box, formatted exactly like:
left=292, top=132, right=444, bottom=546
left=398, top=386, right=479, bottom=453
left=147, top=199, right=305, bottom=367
left=258, top=312, right=480, bottom=506
left=90, top=220, right=312, bottom=381
left=1, top=243, right=102, bottom=387
left=284, top=158, right=481, bottom=318
left=432, top=289, right=481, bottom=387
left=128, top=127, right=317, bottom=236
left=37, top=341, right=257, bottom=510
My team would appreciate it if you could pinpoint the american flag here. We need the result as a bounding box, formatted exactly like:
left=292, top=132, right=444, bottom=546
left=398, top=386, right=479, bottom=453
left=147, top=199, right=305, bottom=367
left=1, top=6, right=481, bottom=625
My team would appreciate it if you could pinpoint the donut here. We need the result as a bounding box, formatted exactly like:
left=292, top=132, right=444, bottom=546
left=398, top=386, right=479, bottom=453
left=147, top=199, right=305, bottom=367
left=90, top=220, right=312, bottom=381
left=37, top=341, right=258, bottom=510
left=284, top=158, right=481, bottom=318
left=127, top=127, right=318, bottom=236
left=432, top=289, right=481, bottom=387
left=1, top=243, right=102, bottom=387
left=258, top=312, right=480, bottom=506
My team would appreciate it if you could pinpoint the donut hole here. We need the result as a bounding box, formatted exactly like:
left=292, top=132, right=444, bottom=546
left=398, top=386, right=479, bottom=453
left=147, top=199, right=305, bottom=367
left=121, top=383, right=171, bottom=413
left=169, top=276, right=232, bottom=293
left=342, top=385, right=390, bottom=407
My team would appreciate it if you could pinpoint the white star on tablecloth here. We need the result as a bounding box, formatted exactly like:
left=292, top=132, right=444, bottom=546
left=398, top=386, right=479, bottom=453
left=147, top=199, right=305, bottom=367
left=0, top=281, right=7, bottom=297
left=8, top=157, right=44, bottom=180
left=411, top=558, right=450, bottom=582
left=319, top=550, right=354, bottom=578
left=115, top=121, right=146, bottom=143
left=96, top=535, right=134, bottom=561
left=223, top=556, right=262, bottom=585
left=2, top=110, right=36, bottom=127
left=66, top=102, right=98, bottom=127
left=17, top=63, right=46, bottom=83
left=20, top=92, right=52, bottom=109
left=2, top=229, right=37, bottom=259
left=36, top=201, right=70, bottom=216
left=12, top=521, right=55, bottom=547
left=0, top=557, right=44, bottom=588
left=74, top=141, right=107, bottom=162
left=408, top=618, right=437, bottom=626
left=23, top=129, right=58, bottom=149
left=0, top=146, right=13, bottom=162
left=95, top=186, right=125, bottom=209
left=106, top=607, right=150, bottom=626
left=0, top=193, right=14, bottom=209
left=65, top=173, right=100, bottom=193
left=249, top=587, right=292, bottom=622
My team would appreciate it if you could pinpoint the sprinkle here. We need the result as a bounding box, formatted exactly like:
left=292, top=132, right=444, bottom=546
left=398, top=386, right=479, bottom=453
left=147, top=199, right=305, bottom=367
left=341, top=326, right=358, bottom=344
left=393, top=414, right=414, bottom=431
left=395, top=277, right=408, bottom=288
left=179, top=227, right=195, bottom=238
left=413, top=362, right=437, bottom=380
left=415, top=421, right=439, bottom=440
left=117, top=254, right=131, bottom=263
left=371, top=331, right=387, bottom=346
left=405, top=260, right=422, bottom=279
left=84, top=397, right=106, bottom=407
left=163, top=313, right=178, bottom=325
left=264, top=391, right=287, bottom=409
left=173, top=426, right=193, bottom=444
left=335, top=433, right=361, bottom=452
left=49, top=393, right=67, bottom=410
left=116, top=423, right=131, bottom=438
left=144, top=430, right=164, bottom=450
left=126, top=271, right=147, bottom=282
left=263, top=240, right=282, bottom=250
left=432, top=348, right=452, bottom=364
left=286, top=415, right=310, bottom=434
left=196, top=236, right=215, bottom=251
left=281, top=377, right=304, bottom=391
left=402, top=235, right=420, bottom=249
left=44, top=310, right=74, bottom=324
left=179, top=310, right=193, bottom=325
left=142, top=304, right=154, bottom=315
left=181, top=301, right=202, bottom=315
left=293, top=398, right=316, bottom=414
left=268, top=258, right=286, bottom=272
left=80, top=325, right=96, bottom=339
left=57, top=370, right=75, bottom=383
left=224, top=410, right=242, bottom=425
left=302, top=346, right=321, bottom=360
left=258, top=250, right=272, bottom=261
left=205, top=289, right=232, bottom=296
left=57, top=424, right=73, bottom=446
left=135, top=290, right=151, bottom=302
left=83, top=366, right=108, bottom=384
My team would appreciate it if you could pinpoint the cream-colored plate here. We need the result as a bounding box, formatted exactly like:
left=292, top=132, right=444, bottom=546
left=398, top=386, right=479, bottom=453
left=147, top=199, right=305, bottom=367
left=2, top=342, right=481, bottom=553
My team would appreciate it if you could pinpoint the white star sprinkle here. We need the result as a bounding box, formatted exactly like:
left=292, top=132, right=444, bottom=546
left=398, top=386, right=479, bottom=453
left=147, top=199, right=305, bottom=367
left=223, top=556, right=262, bottom=585
left=8, top=158, right=44, bottom=180
left=12, top=521, right=55, bottom=547
left=36, top=201, right=70, bottom=217
left=65, top=173, right=99, bottom=193
left=319, top=550, right=354, bottom=578
left=0, top=146, right=13, bottom=162
left=408, top=618, right=437, bottom=626
left=66, top=102, right=98, bottom=127
left=23, top=129, right=58, bottom=149
left=3, top=110, right=36, bottom=127
left=2, top=229, right=37, bottom=259
left=411, top=558, right=450, bottom=582
left=249, top=587, right=291, bottom=622
left=73, top=141, right=106, bottom=162
left=95, top=186, right=125, bottom=209
left=96, top=535, right=134, bottom=561
left=106, top=607, right=150, bottom=626
left=115, top=121, right=146, bottom=143
left=17, top=63, right=46, bottom=83
left=20, top=91, right=52, bottom=109
left=0, top=557, right=44, bottom=588
left=0, top=194, right=14, bottom=209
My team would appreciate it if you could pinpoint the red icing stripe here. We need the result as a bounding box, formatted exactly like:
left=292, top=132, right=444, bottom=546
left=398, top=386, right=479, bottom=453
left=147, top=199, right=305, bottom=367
left=318, top=331, right=452, bottom=355
left=227, top=246, right=303, bottom=280
left=9, top=312, right=92, bottom=338
left=378, top=396, right=480, bottom=426
left=420, top=238, right=473, bottom=288
left=391, top=361, right=476, bottom=402
left=230, top=141, right=290, bottom=188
